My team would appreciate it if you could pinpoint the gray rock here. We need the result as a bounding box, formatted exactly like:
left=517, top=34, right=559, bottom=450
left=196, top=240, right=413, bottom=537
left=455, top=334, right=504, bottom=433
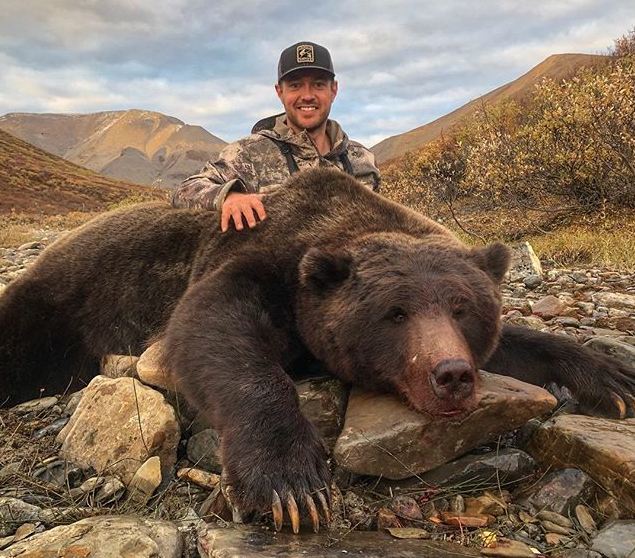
left=33, top=417, right=70, bottom=439
left=592, top=292, right=635, bottom=311
left=507, top=242, right=543, bottom=282
left=523, top=274, right=543, bottom=289
left=2, top=515, right=183, bottom=557
left=187, top=429, right=222, bottom=473
left=334, top=373, right=555, bottom=479
left=0, top=498, right=42, bottom=537
left=11, top=396, right=58, bottom=415
left=32, top=459, right=83, bottom=489
left=591, top=520, right=635, bottom=558
left=197, top=525, right=479, bottom=557
left=57, top=375, right=180, bottom=485
left=523, top=468, right=594, bottom=515
left=95, top=476, right=126, bottom=504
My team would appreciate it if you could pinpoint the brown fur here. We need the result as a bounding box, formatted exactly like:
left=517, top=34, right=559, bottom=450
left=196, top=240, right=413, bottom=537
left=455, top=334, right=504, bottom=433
left=1, top=168, right=633, bottom=516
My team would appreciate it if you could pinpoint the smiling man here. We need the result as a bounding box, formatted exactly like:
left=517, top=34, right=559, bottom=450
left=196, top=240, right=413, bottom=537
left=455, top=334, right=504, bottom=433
left=171, top=41, right=381, bottom=231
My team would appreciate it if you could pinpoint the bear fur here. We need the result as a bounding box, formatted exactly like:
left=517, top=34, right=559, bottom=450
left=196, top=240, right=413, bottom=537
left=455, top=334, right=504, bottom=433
left=1, top=168, right=634, bottom=522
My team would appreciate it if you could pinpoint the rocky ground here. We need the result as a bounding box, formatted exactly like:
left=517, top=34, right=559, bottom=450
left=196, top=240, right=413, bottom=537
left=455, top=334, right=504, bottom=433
left=0, top=239, right=634, bottom=558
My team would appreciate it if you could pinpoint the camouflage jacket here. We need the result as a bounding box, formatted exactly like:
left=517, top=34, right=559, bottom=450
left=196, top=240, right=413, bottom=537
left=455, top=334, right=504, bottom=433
left=171, top=114, right=381, bottom=211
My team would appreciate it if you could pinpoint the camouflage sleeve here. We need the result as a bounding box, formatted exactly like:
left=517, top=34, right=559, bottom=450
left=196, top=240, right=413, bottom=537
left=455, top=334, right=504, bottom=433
left=171, top=141, right=258, bottom=211
left=348, top=142, right=381, bottom=192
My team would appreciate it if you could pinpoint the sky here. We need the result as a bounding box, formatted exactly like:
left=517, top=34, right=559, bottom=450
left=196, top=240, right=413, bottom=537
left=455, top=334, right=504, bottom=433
left=1, top=1, right=634, bottom=148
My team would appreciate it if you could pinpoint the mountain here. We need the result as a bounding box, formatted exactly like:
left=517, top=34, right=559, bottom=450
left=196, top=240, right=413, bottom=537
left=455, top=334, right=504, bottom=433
left=0, top=129, right=164, bottom=215
left=0, top=110, right=226, bottom=188
left=371, top=53, right=610, bottom=164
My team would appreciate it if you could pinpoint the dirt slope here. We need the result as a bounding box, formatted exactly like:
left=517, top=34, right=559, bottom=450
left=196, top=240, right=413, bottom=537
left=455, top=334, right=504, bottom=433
left=0, top=129, right=165, bottom=215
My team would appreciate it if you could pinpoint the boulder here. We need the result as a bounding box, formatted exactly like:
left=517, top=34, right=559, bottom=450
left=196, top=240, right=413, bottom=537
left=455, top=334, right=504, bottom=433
left=527, top=415, right=635, bottom=514
left=334, top=372, right=556, bottom=479
left=57, top=376, right=180, bottom=485
left=2, top=516, right=183, bottom=557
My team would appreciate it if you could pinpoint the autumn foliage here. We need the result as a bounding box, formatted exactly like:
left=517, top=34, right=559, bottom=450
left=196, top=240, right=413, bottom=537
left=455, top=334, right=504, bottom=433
left=381, top=48, right=635, bottom=229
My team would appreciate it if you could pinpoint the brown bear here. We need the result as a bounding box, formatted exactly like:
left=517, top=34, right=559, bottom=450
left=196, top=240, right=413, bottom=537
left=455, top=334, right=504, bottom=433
left=1, top=168, right=634, bottom=533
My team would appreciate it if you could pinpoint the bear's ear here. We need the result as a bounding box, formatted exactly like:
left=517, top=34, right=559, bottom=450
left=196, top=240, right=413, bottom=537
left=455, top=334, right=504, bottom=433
left=471, top=242, right=511, bottom=283
left=299, top=247, right=352, bottom=290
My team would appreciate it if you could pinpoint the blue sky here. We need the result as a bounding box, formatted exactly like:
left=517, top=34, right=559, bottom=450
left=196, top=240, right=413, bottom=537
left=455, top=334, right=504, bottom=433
left=1, top=0, right=634, bottom=147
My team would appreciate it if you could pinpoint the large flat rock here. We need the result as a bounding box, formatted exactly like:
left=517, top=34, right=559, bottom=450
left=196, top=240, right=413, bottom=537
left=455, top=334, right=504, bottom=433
left=334, top=372, right=556, bottom=479
left=57, top=375, right=180, bottom=485
left=2, top=515, right=183, bottom=557
left=527, top=415, right=635, bottom=514
left=198, top=526, right=479, bottom=557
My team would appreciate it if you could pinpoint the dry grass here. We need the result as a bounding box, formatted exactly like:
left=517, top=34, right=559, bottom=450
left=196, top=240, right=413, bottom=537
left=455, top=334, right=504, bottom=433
left=0, top=212, right=98, bottom=248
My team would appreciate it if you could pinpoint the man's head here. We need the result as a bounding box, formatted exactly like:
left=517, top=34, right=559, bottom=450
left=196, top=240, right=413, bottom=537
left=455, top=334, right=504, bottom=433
left=275, top=42, right=338, bottom=134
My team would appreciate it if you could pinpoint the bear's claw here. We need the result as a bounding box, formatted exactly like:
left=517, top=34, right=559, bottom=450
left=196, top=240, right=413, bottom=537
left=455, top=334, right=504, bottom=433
left=271, top=489, right=328, bottom=533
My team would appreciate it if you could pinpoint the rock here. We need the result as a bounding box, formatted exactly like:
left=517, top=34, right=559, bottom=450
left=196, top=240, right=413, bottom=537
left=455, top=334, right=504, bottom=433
left=507, top=242, right=543, bottom=282
left=186, top=429, right=222, bottom=473
left=0, top=498, right=42, bottom=537
left=389, top=496, right=422, bottom=521
left=545, top=532, right=572, bottom=546
left=527, top=415, right=635, bottom=514
left=100, top=354, right=138, bottom=378
left=33, top=416, right=70, bottom=439
left=128, top=456, right=162, bottom=504
left=592, top=292, right=635, bottom=311
left=296, top=377, right=348, bottom=452
left=523, top=274, right=543, bottom=289
left=57, top=375, right=180, bottom=485
left=554, top=551, right=602, bottom=558
left=334, top=373, right=555, bottom=479
left=95, top=477, right=126, bottom=504
left=2, top=516, right=183, bottom=557
left=583, top=336, right=635, bottom=367
left=591, top=520, right=635, bottom=558
left=197, top=525, right=480, bottom=557
left=501, top=297, right=533, bottom=314
left=177, top=468, right=221, bottom=490
left=531, top=295, right=566, bottom=319
left=137, top=341, right=176, bottom=391
left=522, top=468, right=594, bottom=516
left=11, top=396, right=58, bottom=414
left=505, top=314, right=550, bottom=331
left=63, top=389, right=85, bottom=416
left=382, top=449, right=536, bottom=495
left=32, top=458, right=83, bottom=489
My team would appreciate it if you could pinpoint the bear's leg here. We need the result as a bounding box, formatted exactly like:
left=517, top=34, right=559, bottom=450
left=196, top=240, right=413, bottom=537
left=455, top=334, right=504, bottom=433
left=484, top=324, right=635, bottom=418
left=0, top=279, right=98, bottom=407
left=162, top=263, right=330, bottom=533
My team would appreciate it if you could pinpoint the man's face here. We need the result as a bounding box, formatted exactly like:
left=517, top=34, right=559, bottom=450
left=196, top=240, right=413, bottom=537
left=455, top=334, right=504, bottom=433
left=275, top=70, right=338, bottom=133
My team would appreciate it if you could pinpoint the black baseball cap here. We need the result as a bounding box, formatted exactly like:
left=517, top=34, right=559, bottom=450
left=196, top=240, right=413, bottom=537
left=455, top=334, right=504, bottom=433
left=277, top=41, right=335, bottom=82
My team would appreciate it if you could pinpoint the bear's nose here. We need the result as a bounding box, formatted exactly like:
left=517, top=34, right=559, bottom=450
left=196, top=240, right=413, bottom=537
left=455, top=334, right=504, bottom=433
left=430, top=358, right=475, bottom=400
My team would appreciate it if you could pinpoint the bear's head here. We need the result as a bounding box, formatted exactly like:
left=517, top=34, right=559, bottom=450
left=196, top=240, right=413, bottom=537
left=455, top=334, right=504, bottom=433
left=296, top=233, right=511, bottom=417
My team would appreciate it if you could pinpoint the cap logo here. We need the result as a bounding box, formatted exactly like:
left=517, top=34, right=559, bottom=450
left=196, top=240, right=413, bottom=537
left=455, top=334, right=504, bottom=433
left=296, top=44, right=314, bottom=63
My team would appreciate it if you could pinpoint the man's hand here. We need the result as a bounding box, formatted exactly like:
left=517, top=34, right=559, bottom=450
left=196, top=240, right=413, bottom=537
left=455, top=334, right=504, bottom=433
left=221, top=192, right=267, bottom=232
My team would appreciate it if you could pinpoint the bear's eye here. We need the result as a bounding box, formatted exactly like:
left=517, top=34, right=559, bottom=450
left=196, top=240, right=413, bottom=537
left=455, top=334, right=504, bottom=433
left=452, top=299, right=468, bottom=318
left=386, top=307, right=408, bottom=324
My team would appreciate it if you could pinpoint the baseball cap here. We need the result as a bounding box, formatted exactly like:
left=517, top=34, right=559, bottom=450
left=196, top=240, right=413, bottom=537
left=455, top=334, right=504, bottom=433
left=277, top=41, right=335, bottom=81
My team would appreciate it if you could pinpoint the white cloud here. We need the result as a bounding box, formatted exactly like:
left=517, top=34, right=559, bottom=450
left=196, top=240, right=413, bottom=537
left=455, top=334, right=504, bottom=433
left=1, top=0, right=634, bottom=145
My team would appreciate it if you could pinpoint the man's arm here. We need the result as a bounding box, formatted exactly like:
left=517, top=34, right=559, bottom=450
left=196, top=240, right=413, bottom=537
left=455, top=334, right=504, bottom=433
left=172, top=141, right=267, bottom=231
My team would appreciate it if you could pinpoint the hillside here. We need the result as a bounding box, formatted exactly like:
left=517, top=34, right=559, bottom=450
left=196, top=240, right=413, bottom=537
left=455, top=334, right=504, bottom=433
left=0, top=110, right=226, bottom=188
left=371, top=53, right=610, bottom=164
left=0, top=129, right=165, bottom=215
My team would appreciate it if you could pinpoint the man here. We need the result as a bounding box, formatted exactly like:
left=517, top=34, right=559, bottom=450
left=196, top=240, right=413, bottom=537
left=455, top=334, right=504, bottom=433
left=171, top=41, right=381, bottom=232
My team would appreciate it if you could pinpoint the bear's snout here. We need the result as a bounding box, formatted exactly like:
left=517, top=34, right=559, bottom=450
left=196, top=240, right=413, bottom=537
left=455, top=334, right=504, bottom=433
left=430, top=358, right=475, bottom=401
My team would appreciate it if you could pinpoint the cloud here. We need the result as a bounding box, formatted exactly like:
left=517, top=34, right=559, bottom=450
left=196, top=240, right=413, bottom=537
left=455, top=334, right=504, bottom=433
left=2, top=0, right=634, bottom=145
